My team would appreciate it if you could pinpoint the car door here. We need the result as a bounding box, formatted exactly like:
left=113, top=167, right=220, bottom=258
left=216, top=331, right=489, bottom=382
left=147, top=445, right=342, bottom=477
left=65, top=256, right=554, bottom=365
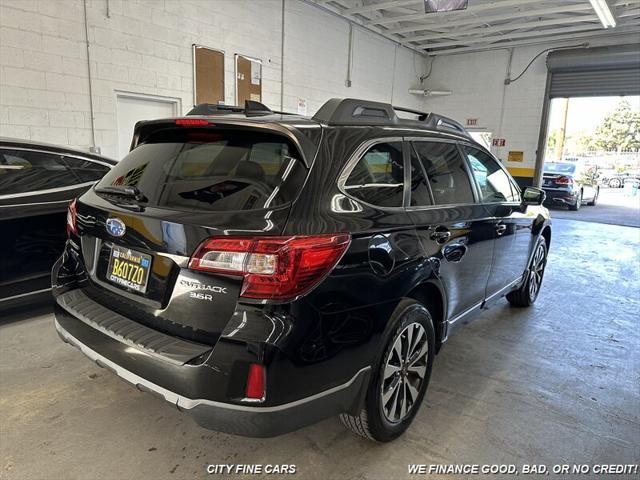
left=338, top=137, right=426, bottom=290
left=461, top=144, right=533, bottom=299
left=406, top=138, right=495, bottom=331
left=0, top=147, right=110, bottom=302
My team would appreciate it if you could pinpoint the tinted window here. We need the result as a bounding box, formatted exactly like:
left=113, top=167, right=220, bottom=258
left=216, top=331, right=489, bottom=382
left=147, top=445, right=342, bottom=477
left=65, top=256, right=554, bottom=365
left=465, top=147, right=519, bottom=203
left=64, top=157, right=110, bottom=182
left=544, top=163, right=576, bottom=174
left=409, top=145, right=432, bottom=207
left=96, top=129, right=306, bottom=212
left=412, top=141, right=474, bottom=205
left=344, top=142, right=405, bottom=207
left=0, top=148, right=100, bottom=196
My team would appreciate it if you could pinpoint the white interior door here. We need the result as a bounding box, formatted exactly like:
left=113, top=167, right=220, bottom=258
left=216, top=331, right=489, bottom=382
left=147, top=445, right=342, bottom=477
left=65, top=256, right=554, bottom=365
left=116, top=94, right=180, bottom=160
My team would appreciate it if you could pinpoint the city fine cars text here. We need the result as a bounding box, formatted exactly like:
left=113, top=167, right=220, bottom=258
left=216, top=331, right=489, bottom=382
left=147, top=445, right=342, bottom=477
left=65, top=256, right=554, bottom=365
left=407, top=464, right=639, bottom=475
left=206, top=464, right=296, bottom=475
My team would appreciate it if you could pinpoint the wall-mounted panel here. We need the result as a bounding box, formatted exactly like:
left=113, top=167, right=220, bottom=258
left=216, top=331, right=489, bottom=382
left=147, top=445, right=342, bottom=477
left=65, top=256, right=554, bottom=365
left=236, top=54, right=262, bottom=105
left=194, top=45, right=225, bottom=105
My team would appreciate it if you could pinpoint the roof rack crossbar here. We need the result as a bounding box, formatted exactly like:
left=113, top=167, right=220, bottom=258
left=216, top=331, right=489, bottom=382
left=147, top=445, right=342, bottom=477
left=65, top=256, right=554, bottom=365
left=312, top=98, right=471, bottom=139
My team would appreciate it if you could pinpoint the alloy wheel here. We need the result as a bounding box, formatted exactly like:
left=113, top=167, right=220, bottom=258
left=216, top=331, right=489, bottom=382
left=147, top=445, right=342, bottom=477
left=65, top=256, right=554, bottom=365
left=528, top=243, right=547, bottom=300
left=380, top=322, right=428, bottom=423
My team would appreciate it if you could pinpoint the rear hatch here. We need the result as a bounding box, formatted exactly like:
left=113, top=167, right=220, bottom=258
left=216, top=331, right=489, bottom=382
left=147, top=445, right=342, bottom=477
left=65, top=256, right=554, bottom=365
left=74, top=123, right=312, bottom=344
left=542, top=173, right=574, bottom=188
left=543, top=163, right=576, bottom=188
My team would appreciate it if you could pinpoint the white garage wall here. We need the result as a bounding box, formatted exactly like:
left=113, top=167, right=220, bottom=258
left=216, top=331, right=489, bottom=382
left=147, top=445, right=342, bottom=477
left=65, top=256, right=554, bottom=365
left=422, top=35, right=639, bottom=179
left=0, top=0, right=428, bottom=159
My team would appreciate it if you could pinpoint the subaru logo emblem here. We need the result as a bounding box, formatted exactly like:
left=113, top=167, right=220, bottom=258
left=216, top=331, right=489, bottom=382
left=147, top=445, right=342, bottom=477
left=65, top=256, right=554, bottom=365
left=106, top=218, right=126, bottom=237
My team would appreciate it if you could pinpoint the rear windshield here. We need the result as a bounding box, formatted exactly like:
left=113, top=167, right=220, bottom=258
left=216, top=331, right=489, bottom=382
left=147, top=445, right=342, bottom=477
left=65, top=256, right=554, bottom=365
left=544, top=163, right=576, bottom=174
left=96, top=129, right=307, bottom=212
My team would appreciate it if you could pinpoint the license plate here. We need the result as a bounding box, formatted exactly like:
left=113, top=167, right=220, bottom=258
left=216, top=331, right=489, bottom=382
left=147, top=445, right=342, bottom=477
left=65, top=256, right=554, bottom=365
left=107, top=245, right=152, bottom=293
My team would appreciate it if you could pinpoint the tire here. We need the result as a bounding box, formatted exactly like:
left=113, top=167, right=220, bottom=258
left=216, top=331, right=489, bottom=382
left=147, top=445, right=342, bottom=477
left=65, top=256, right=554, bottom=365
left=340, top=298, right=435, bottom=442
left=568, top=191, right=581, bottom=211
left=609, top=178, right=622, bottom=188
left=587, top=188, right=599, bottom=206
left=507, top=237, right=547, bottom=307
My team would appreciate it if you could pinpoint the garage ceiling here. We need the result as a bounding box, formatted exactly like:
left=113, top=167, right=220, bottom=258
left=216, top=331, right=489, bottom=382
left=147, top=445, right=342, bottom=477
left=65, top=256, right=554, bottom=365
left=311, top=0, right=640, bottom=55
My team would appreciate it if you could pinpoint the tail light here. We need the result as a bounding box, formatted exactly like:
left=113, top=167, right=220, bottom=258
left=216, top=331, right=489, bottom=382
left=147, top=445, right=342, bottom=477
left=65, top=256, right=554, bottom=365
left=245, top=364, right=266, bottom=400
left=189, top=234, right=351, bottom=301
left=66, top=199, right=77, bottom=236
left=554, top=176, right=573, bottom=185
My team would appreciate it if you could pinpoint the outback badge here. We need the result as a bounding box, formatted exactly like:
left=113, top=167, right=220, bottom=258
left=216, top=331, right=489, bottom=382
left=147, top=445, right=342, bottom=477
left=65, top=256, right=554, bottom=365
left=106, top=218, right=126, bottom=237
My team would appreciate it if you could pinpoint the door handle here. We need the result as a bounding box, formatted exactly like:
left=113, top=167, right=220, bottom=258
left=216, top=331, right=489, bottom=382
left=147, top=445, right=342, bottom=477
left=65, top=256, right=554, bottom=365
left=430, top=229, right=451, bottom=244
left=495, top=224, right=507, bottom=236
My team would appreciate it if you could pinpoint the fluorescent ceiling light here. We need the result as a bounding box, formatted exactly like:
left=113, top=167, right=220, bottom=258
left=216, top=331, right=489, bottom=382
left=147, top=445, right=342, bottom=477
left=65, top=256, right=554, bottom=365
left=589, top=0, right=617, bottom=28
left=409, top=89, right=453, bottom=96
left=424, top=0, right=468, bottom=14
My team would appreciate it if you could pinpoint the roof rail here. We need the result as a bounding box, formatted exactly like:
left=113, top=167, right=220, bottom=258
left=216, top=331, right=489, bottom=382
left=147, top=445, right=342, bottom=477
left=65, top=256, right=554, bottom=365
left=312, top=98, right=398, bottom=126
left=312, top=98, right=471, bottom=139
left=422, top=113, right=470, bottom=137
left=187, top=101, right=298, bottom=118
left=393, top=105, right=429, bottom=121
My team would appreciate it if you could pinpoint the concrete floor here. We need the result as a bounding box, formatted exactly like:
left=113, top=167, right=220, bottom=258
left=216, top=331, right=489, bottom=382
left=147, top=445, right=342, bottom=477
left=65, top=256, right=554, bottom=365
left=549, top=187, right=640, bottom=228
left=1, top=218, right=639, bottom=480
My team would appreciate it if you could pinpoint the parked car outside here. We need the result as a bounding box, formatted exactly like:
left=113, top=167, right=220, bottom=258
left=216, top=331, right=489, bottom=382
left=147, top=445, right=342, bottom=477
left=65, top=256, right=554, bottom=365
left=601, top=171, right=640, bottom=188
left=0, top=138, right=115, bottom=309
left=52, top=98, right=551, bottom=441
left=542, top=161, right=599, bottom=210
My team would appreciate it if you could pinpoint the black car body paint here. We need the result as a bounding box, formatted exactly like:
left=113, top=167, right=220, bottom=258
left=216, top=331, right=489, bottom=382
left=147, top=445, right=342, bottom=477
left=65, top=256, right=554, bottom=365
left=0, top=138, right=115, bottom=309
left=51, top=100, right=551, bottom=438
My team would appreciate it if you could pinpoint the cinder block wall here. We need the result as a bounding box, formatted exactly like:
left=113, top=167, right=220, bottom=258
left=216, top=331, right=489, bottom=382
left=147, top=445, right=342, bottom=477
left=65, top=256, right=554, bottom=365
left=0, top=0, right=428, bottom=159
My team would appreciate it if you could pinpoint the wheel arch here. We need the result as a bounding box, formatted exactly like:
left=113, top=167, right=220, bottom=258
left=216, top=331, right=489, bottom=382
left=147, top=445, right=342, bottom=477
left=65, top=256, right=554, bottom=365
left=541, top=225, right=551, bottom=249
left=406, top=280, right=447, bottom=354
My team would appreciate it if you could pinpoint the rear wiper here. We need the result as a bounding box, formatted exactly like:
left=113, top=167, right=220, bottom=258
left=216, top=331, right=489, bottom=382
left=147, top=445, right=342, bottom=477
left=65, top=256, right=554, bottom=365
left=95, top=185, right=148, bottom=203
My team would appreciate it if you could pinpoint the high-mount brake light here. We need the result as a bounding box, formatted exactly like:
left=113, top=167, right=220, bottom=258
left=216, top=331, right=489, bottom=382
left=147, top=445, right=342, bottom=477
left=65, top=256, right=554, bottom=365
left=67, top=198, right=77, bottom=236
left=175, top=118, right=210, bottom=126
left=189, top=234, right=351, bottom=301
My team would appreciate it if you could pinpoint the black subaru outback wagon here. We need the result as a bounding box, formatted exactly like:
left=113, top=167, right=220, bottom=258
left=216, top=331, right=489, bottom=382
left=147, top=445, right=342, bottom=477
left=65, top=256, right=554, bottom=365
left=53, top=98, right=551, bottom=442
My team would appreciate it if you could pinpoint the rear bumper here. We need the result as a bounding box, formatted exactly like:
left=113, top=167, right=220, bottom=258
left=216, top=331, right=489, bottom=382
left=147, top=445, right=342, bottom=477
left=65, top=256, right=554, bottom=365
left=542, top=188, right=578, bottom=206
left=54, top=300, right=370, bottom=437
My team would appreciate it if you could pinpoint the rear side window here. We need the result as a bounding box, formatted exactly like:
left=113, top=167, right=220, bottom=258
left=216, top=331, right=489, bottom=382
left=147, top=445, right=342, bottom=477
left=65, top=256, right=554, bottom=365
left=63, top=157, right=110, bottom=183
left=464, top=147, right=519, bottom=203
left=412, top=141, right=474, bottom=205
left=344, top=142, right=404, bottom=207
left=0, top=148, right=107, bottom=196
left=96, top=129, right=307, bottom=212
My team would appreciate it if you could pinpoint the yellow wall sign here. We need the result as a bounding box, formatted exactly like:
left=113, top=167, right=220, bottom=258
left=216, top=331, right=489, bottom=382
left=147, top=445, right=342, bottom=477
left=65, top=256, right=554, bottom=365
left=507, top=167, right=534, bottom=178
left=508, top=151, right=524, bottom=162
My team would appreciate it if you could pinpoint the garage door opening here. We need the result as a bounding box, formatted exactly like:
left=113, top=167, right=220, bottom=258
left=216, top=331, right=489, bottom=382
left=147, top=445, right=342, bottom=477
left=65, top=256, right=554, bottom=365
left=542, top=95, right=640, bottom=227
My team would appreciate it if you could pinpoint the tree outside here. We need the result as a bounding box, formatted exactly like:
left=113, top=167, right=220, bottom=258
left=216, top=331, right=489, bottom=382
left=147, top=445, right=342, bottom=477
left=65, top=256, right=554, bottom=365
left=545, top=97, right=640, bottom=171
left=581, top=100, right=640, bottom=152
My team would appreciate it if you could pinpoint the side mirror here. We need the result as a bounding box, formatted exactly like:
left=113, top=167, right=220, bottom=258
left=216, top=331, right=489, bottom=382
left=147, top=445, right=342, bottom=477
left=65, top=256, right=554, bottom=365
left=523, top=187, right=545, bottom=206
